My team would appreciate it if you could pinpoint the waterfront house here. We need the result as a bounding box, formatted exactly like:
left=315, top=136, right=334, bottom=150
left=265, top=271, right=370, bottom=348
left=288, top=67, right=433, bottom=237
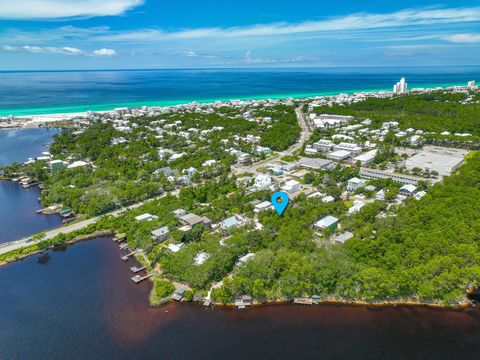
left=172, top=288, right=186, bottom=301
left=235, top=295, right=252, bottom=309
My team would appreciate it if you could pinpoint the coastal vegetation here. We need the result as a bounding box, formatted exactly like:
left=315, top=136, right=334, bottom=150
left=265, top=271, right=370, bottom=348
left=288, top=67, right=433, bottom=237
left=3, top=91, right=480, bottom=307
left=312, top=91, right=480, bottom=137
left=150, top=279, right=175, bottom=305
left=212, top=153, right=480, bottom=304
left=1, top=104, right=299, bottom=216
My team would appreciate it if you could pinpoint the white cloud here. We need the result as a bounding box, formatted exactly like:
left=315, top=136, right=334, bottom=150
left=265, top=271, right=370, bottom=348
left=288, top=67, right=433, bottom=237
left=184, top=51, right=219, bottom=58
left=93, top=48, right=117, bottom=56
left=444, top=33, right=480, bottom=43
left=0, top=0, right=143, bottom=20
left=1, top=45, right=83, bottom=55
left=98, top=6, right=480, bottom=42
left=1, top=44, right=118, bottom=56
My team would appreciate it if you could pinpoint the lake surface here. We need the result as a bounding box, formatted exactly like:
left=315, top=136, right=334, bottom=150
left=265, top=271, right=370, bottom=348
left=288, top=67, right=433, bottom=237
left=0, top=128, right=60, bottom=166
left=0, top=181, right=62, bottom=243
left=0, top=128, right=62, bottom=243
left=1, top=66, right=480, bottom=116
left=0, top=237, right=479, bottom=360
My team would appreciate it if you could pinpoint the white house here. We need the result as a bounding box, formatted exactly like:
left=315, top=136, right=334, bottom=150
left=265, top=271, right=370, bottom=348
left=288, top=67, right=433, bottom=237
left=281, top=180, right=301, bottom=194
left=135, top=213, right=158, bottom=222
left=347, top=177, right=366, bottom=192
left=254, top=174, right=272, bottom=190
left=254, top=201, right=274, bottom=213
left=399, top=184, right=417, bottom=196
left=321, top=195, right=335, bottom=203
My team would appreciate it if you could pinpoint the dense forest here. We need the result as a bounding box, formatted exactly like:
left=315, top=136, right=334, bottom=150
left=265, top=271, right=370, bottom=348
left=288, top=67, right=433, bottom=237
left=212, top=152, right=480, bottom=304
left=1, top=104, right=299, bottom=216
left=313, top=91, right=480, bottom=135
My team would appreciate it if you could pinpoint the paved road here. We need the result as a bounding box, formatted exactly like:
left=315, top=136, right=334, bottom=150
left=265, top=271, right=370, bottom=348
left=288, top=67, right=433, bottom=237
left=232, top=104, right=313, bottom=175
left=1, top=107, right=312, bottom=257
left=0, top=194, right=167, bottom=256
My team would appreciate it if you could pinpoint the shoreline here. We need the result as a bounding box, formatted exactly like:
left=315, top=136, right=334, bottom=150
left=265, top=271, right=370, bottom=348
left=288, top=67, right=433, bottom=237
left=0, top=232, right=473, bottom=310
left=0, top=81, right=470, bottom=121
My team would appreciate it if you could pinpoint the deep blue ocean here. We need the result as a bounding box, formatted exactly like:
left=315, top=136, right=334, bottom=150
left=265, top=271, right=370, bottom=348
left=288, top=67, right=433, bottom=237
left=0, top=66, right=479, bottom=116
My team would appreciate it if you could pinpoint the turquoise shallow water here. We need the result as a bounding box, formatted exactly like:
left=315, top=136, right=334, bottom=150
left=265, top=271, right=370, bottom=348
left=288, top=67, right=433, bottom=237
left=0, top=67, right=478, bottom=116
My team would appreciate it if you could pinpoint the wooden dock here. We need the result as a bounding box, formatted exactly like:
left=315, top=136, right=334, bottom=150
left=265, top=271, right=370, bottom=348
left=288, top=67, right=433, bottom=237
left=131, top=273, right=153, bottom=284
left=130, top=266, right=146, bottom=274
left=113, top=233, right=126, bottom=243
left=119, top=243, right=129, bottom=250
left=121, top=249, right=139, bottom=261
left=294, top=297, right=313, bottom=305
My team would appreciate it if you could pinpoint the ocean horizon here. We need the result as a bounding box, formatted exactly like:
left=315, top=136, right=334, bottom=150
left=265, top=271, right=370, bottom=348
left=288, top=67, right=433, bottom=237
left=1, top=66, right=479, bottom=117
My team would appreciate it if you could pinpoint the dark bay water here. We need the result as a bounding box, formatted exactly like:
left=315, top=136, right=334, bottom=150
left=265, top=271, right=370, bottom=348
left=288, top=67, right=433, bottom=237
left=1, top=67, right=480, bottom=116
left=0, top=237, right=479, bottom=360
left=0, top=181, right=62, bottom=243
left=0, top=128, right=62, bottom=243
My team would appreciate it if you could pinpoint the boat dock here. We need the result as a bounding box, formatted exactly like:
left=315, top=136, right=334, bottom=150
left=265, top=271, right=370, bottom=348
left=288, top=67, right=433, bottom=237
left=113, top=233, right=126, bottom=243
left=121, top=249, right=139, bottom=261
left=294, top=297, right=313, bottom=305
left=131, top=273, right=153, bottom=284
left=119, top=243, right=129, bottom=250
left=130, top=265, right=146, bottom=273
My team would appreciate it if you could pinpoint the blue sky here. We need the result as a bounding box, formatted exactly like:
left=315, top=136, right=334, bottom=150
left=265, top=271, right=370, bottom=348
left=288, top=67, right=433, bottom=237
left=0, top=0, right=479, bottom=70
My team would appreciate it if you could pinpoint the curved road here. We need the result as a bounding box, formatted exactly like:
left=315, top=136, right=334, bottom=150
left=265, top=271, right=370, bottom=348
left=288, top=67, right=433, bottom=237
left=1, top=106, right=312, bottom=256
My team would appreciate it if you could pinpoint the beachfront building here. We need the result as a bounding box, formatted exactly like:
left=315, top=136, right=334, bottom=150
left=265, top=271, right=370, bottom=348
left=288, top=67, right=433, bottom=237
left=393, top=78, right=408, bottom=94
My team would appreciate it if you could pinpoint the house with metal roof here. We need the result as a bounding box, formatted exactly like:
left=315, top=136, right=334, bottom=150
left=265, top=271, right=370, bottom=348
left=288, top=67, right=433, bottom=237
left=314, top=215, right=340, bottom=232
left=151, top=226, right=170, bottom=242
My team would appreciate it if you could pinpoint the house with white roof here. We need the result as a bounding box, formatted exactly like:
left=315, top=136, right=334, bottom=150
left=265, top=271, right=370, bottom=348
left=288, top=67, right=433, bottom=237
left=254, top=201, right=274, bottom=213
left=281, top=179, right=301, bottom=194
left=135, top=213, right=158, bottom=222
left=399, top=184, right=417, bottom=196
left=254, top=174, right=272, bottom=190
left=347, top=177, right=366, bottom=192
